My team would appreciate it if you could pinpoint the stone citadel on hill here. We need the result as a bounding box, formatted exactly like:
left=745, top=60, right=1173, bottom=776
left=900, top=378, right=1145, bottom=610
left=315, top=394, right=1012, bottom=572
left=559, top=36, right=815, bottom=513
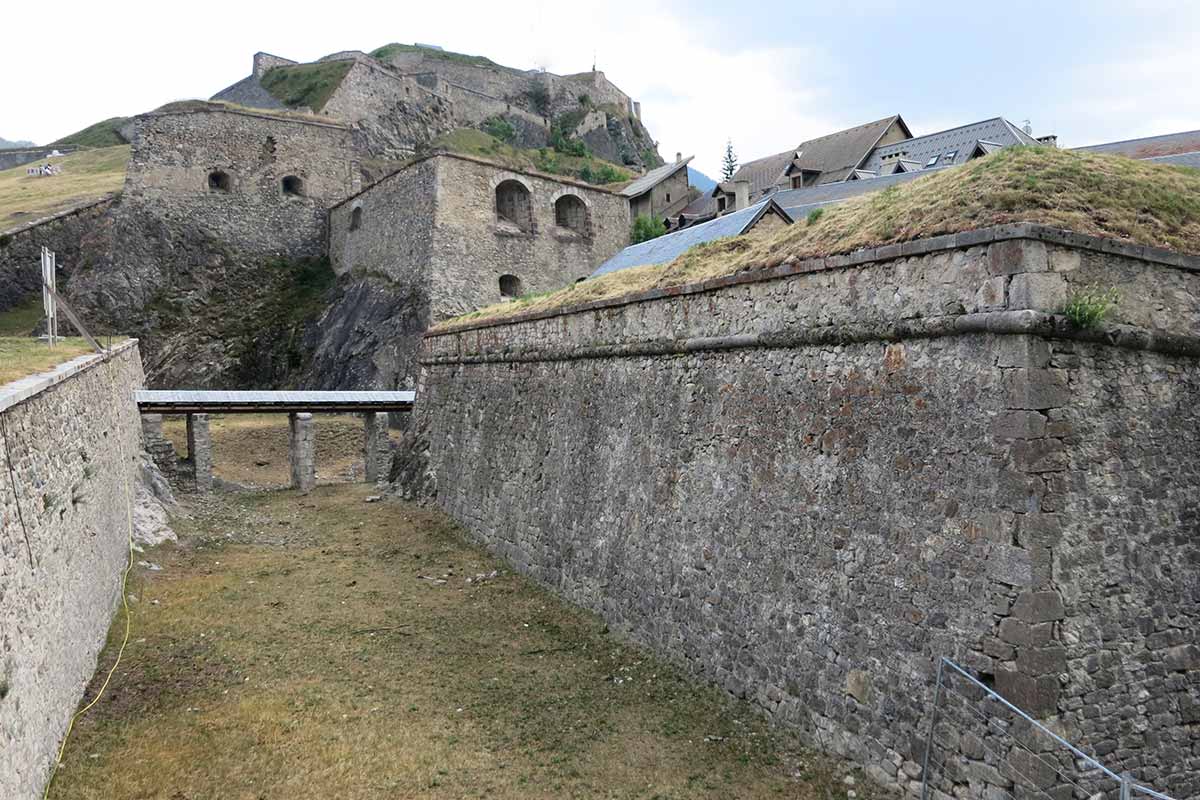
left=0, top=43, right=666, bottom=391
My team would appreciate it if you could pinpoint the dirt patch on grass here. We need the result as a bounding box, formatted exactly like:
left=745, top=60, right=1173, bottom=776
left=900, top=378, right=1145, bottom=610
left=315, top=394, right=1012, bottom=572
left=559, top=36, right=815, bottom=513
left=443, top=146, right=1200, bottom=329
left=50, top=484, right=878, bottom=799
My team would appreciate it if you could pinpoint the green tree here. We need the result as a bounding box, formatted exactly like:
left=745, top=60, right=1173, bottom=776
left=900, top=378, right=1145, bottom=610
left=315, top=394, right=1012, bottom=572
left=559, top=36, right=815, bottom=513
left=631, top=214, right=667, bottom=244
left=721, top=139, right=738, bottom=181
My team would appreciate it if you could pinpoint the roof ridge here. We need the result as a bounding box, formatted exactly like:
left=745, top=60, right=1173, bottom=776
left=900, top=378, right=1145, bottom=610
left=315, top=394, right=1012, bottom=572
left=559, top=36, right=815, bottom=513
left=1075, top=129, right=1200, bottom=150
left=873, top=116, right=1009, bottom=150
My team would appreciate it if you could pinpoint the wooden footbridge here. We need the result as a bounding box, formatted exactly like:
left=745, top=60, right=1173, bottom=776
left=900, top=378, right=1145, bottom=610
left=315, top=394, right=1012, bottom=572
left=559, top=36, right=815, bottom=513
left=134, top=390, right=416, bottom=492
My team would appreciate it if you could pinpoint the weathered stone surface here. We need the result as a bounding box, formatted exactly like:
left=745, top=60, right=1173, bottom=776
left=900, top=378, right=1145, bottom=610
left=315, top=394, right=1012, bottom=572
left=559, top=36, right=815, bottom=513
left=0, top=342, right=144, bottom=799
left=1002, top=369, right=1071, bottom=410
left=1009, top=272, right=1067, bottom=311
left=413, top=237, right=1200, bottom=797
left=288, top=412, right=316, bottom=493
left=363, top=412, right=392, bottom=484
left=186, top=413, right=213, bottom=493
left=1011, top=591, right=1066, bottom=623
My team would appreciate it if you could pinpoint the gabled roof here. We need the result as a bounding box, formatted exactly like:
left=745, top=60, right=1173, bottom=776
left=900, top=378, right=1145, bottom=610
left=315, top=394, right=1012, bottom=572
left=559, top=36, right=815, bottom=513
left=859, top=117, right=1038, bottom=174
left=771, top=167, right=946, bottom=220
left=1074, top=130, right=1200, bottom=159
left=726, top=115, right=908, bottom=199
left=590, top=198, right=792, bottom=278
left=620, top=157, right=693, bottom=199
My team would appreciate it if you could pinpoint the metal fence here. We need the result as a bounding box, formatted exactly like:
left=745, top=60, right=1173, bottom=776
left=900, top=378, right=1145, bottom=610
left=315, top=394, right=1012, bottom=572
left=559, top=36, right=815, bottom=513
left=921, top=657, right=1175, bottom=800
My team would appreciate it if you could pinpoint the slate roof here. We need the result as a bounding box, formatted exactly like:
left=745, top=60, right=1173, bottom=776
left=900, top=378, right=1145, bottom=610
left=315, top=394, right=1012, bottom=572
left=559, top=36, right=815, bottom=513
left=1074, top=130, right=1200, bottom=159
left=590, top=199, right=792, bottom=278
left=620, top=157, right=693, bottom=199
left=859, top=117, right=1038, bottom=174
left=1144, top=151, right=1200, bottom=170
left=771, top=168, right=944, bottom=220
left=728, top=115, right=907, bottom=199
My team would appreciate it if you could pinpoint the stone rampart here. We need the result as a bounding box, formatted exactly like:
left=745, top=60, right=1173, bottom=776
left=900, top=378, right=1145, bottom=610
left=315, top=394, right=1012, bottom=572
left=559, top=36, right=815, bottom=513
left=416, top=224, right=1200, bottom=799
left=0, top=340, right=144, bottom=799
left=0, top=146, right=80, bottom=172
left=0, top=196, right=117, bottom=313
left=123, top=108, right=354, bottom=258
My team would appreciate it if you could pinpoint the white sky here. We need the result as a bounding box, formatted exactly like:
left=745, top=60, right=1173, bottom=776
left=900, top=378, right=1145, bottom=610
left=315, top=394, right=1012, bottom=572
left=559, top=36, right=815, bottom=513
left=3, top=0, right=1199, bottom=177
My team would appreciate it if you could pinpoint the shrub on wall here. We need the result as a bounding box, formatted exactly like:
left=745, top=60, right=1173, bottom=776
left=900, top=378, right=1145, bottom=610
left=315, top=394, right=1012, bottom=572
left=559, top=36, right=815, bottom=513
left=631, top=215, right=666, bottom=244
left=481, top=117, right=516, bottom=145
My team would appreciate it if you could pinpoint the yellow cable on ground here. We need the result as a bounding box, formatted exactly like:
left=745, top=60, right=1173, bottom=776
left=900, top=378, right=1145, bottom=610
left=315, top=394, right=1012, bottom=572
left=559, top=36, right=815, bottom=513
left=41, top=356, right=137, bottom=800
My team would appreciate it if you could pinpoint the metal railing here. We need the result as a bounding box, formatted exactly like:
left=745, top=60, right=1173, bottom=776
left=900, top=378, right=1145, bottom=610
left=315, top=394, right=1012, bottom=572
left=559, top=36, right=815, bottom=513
left=922, top=657, right=1175, bottom=800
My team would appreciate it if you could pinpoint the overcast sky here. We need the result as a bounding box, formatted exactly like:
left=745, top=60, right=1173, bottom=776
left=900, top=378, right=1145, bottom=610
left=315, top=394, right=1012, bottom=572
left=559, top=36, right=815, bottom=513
left=3, top=0, right=1198, bottom=176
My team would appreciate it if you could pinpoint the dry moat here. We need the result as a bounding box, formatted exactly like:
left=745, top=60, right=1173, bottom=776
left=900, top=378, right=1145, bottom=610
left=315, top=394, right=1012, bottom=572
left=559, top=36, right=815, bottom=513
left=48, top=416, right=875, bottom=800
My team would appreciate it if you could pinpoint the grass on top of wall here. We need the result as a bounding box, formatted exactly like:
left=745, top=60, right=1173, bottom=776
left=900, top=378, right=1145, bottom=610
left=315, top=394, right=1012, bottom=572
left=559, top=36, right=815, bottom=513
left=50, top=117, right=132, bottom=148
left=431, top=128, right=632, bottom=186
left=439, top=146, right=1200, bottom=329
left=0, top=145, right=128, bottom=232
left=260, top=61, right=354, bottom=112
left=0, top=337, right=97, bottom=385
left=370, top=42, right=499, bottom=68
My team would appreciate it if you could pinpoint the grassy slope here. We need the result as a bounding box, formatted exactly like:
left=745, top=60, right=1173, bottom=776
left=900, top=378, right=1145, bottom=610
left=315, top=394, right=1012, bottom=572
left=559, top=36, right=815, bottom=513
left=260, top=61, right=354, bottom=112
left=51, top=476, right=876, bottom=798
left=0, top=338, right=96, bottom=385
left=433, top=128, right=632, bottom=186
left=0, top=145, right=128, bottom=231
left=371, top=42, right=498, bottom=68
left=445, top=146, right=1200, bottom=328
left=50, top=117, right=131, bottom=148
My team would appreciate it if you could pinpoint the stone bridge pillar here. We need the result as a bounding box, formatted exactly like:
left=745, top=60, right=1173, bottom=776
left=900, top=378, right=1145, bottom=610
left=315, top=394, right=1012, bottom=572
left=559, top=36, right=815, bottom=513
left=186, top=413, right=212, bottom=493
left=363, top=412, right=391, bottom=484
left=288, top=412, right=315, bottom=493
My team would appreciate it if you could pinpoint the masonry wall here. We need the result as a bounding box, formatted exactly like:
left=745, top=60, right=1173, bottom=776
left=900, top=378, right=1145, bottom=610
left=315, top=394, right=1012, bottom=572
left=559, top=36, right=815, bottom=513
left=123, top=109, right=354, bottom=257
left=630, top=165, right=690, bottom=220
left=0, top=197, right=116, bottom=313
left=428, top=155, right=630, bottom=318
left=325, top=158, right=438, bottom=389
left=0, top=341, right=144, bottom=799
left=415, top=227, right=1200, bottom=799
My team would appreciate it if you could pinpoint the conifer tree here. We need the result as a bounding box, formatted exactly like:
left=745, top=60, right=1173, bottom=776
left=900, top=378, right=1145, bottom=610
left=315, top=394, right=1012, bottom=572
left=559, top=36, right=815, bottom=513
left=721, top=139, right=738, bottom=182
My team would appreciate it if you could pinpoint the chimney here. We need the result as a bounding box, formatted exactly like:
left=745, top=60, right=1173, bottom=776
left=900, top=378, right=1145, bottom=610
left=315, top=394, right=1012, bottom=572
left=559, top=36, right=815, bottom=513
left=1036, top=134, right=1058, bottom=148
left=734, top=179, right=750, bottom=211
left=675, top=152, right=682, bottom=164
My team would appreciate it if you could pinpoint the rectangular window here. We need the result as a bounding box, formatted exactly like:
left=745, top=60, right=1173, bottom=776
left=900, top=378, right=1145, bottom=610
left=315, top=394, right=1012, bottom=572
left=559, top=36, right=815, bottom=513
left=925, top=155, right=939, bottom=168
left=944, top=150, right=958, bottom=161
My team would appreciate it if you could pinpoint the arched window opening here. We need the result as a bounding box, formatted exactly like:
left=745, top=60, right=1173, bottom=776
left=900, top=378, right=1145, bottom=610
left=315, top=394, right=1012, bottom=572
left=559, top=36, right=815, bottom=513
left=282, top=175, right=305, bottom=196
left=499, top=274, right=524, bottom=299
left=554, top=194, right=588, bottom=234
left=495, top=180, right=532, bottom=232
left=208, top=170, right=231, bottom=192
left=349, top=206, right=363, bottom=231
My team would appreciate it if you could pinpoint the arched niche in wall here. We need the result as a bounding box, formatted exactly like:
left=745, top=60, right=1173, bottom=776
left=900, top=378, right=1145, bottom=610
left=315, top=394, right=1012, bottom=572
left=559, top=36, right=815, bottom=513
left=349, top=206, right=363, bottom=231
left=499, top=274, right=524, bottom=299
left=282, top=175, right=305, bottom=197
left=207, top=170, right=232, bottom=192
left=495, top=180, right=532, bottom=233
left=554, top=194, right=589, bottom=235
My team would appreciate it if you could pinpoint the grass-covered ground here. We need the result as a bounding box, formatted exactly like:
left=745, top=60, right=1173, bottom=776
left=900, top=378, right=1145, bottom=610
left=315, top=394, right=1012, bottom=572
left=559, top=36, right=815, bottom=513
left=0, top=337, right=97, bottom=385
left=261, top=61, right=354, bottom=112
left=50, top=117, right=131, bottom=149
left=0, top=145, right=128, bottom=231
left=46, top=425, right=874, bottom=799
left=432, top=128, right=632, bottom=186
left=445, top=146, right=1200, bottom=328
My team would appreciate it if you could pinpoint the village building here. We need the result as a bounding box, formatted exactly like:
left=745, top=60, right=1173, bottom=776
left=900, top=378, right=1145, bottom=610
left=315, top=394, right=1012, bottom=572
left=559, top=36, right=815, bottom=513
left=621, top=156, right=692, bottom=223
left=678, top=115, right=1044, bottom=230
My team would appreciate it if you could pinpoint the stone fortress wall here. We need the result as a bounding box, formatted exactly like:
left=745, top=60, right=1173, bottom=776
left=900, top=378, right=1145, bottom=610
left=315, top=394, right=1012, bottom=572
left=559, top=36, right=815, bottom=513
left=123, top=106, right=355, bottom=258
left=414, top=225, right=1200, bottom=799
left=0, top=341, right=145, bottom=800
left=327, top=153, right=630, bottom=389
left=0, top=197, right=117, bottom=314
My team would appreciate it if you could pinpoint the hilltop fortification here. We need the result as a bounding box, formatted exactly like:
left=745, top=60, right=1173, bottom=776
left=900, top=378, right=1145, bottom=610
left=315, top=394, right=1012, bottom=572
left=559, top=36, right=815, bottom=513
left=212, top=45, right=662, bottom=168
